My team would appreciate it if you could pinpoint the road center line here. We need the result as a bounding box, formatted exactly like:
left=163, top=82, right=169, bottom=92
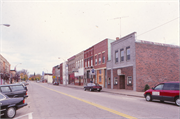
left=38, top=84, right=137, bottom=119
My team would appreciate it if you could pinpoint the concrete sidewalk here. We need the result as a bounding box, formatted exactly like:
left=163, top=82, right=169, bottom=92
left=59, top=84, right=144, bottom=98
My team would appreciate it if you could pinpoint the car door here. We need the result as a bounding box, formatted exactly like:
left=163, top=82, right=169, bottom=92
left=0, top=86, right=14, bottom=98
left=151, top=83, right=164, bottom=100
left=161, top=83, right=179, bottom=102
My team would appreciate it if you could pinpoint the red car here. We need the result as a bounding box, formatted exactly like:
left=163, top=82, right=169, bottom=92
left=84, top=83, right=102, bottom=92
left=144, top=81, right=179, bottom=106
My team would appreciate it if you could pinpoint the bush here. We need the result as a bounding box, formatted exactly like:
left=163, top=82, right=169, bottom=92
left=144, top=84, right=150, bottom=91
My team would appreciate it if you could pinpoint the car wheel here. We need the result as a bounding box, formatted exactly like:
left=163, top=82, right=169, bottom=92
left=175, top=97, right=180, bottom=106
left=90, top=88, right=92, bottom=92
left=84, top=88, right=86, bottom=91
left=160, top=100, right=164, bottom=103
left=98, top=90, right=101, bottom=92
left=145, top=94, right=152, bottom=101
left=5, top=107, right=16, bottom=118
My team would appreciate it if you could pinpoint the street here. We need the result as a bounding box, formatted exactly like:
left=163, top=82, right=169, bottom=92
left=14, top=82, right=179, bottom=119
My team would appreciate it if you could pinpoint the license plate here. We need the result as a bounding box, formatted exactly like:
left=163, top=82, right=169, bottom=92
left=97, top=88, right=99, bottom=90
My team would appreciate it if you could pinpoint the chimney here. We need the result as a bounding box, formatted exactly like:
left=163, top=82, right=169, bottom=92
left=116, top=37, right=119, bottom=40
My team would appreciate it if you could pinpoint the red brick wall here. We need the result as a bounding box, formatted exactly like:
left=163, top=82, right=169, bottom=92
left=136, top=43, right=180, bottom=91
left=112, top=66, right=133, bottom=90
left=94, top=39, right=108, bottom=69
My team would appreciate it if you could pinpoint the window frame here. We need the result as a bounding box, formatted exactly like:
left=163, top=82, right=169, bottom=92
left=115, top=50, right=118, bottom=63
left=120, top=49, right=124, bottom=62
left=126, top=46, right=130, bottom=61
left=127, top=76, right=132, bottom=85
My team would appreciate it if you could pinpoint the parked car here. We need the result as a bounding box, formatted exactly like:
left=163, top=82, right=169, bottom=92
left=0, top=92, right=27, bottom=118
left=0, top=84, right=28, bottom=98
left=53, top=82, right=59, bottom=85
left=21, top=81, right=29, bottom=86
left=84, top=83, right=102, bottom=92
left=144, top=81, right=180, bottom=106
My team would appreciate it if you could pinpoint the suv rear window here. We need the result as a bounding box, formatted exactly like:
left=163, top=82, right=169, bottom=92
left=1, top=87, right=11, bottom=93
left=163, top=83, right=179, bottom=90
left=10, top=85, right=24, bottom=91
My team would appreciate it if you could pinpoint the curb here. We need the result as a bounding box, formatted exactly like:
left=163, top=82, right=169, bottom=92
left=59, top=84, right=144, bottom=98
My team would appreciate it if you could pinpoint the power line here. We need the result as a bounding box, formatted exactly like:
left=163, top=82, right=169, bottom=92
left=137, top=17, right=179, bottom=37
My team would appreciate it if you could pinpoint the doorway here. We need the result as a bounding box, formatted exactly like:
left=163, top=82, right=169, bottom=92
left=119, top=75, right=125, bottom=89
left=79, top=76, right=81, bottom=86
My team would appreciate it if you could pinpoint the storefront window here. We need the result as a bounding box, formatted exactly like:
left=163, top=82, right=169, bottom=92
left=127, top=76, right=132, bottom=85
left=114, top=77, right=118, bottom=85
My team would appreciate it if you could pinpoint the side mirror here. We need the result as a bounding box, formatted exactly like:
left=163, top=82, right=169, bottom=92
left=152, top=87, right=154, bottom=90
left=24, top=87, right=28, bottom=91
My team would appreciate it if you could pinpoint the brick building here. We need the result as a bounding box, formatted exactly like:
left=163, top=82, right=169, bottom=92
left=68, top=56, right=76, bottom=84
left=74, top=51, right=84, bottom=86
left=0, top=54, right=11, bottom=85
left=107, top=32, right=180, bottom=92
left=94, top=38, right=114, bottom=87
left=60, top=63, right=63, bottom=84
left=84, top=46, right=94, bottom=84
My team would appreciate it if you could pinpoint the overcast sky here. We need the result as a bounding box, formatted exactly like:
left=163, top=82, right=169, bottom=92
left=0, top=0, right=179, bottom=75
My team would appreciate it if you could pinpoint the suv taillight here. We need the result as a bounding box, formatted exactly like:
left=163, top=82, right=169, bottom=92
left=23, top=99, right=25, bottom=104
left=26, top=91, right=27, bottom=95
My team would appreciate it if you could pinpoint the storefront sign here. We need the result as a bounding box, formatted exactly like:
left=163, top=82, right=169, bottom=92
left=117, top=69, right=122, bottom=75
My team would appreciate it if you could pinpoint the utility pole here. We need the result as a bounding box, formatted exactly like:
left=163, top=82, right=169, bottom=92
left=114, top=16, right=128, bottom=38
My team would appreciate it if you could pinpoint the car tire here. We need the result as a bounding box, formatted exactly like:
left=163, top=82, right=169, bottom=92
left=175, top=97, right=180, bottom=106
left=145, top=94, right=152, bottom=101
left=90, top=88, right=92, bottom=92
left=84, top=88, right=86, bottom=91
left=98, top=90, right=101, bottom=92
left=160, top=100, right=164, bottom=103
left=5, top=107, right=16, bottom=118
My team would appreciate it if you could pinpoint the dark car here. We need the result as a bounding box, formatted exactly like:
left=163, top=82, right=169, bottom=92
left=0, top=84, right=28, bottom=98
left=0, top=93, right=27, bottom=118
left=144, top=81, right=180, bottom=106
left=84, top=83, right=102, bottom=92
left=53, top=82, right=59, bottom=85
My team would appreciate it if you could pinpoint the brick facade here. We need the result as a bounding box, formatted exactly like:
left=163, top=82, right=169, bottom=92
left=112, top=66, right=133, bottom=90
left=135, top=42, right=180, bottom=91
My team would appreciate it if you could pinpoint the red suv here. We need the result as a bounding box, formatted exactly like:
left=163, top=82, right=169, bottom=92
left=144, top=81, right=179, bottom=106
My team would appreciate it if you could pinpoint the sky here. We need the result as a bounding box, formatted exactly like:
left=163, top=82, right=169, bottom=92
left=0, top=0, right=179, bottom=75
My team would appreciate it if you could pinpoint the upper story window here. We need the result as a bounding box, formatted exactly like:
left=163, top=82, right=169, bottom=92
left=115, top=51, right=118, bottom=63
left=102, top=53, right=105, bottom=63
left=95, top=55, right=97, bottom=65
left=99, top=70, right=101, bottom=74
left=91, top=57, right=93, bottom=66
left=126, top=47, right=130, bottom=60
left=120, top=49, right=124, bottom=61
left=99, top=54, right=101, bottom=64
left=85, top=59, right=87, bottom=68
left=88, top=59, right=90, bottom=67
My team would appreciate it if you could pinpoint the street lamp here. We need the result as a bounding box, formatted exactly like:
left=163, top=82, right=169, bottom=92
left=0, top=24, right=10, bottom=27
left=14, top=63, right=22, bottom=71
left=0, top=24, right=10, bottom=54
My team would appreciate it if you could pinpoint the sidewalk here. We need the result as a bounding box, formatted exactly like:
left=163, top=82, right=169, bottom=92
left=59, top=84, right=144, bottom=98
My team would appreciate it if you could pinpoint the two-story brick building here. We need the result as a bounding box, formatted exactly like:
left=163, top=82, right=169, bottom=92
left=107, top=32, right=180, bottom=91
left=94, top=38, right=114, bottom=87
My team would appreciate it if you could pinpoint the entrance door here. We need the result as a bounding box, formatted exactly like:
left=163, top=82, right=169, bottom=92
left=79, top=77, right=81, bottom=86
left=119, top=75, right=125, bottom=89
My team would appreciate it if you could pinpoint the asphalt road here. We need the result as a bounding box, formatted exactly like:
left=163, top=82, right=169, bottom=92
left=14, top=81, right=179, bottom=119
